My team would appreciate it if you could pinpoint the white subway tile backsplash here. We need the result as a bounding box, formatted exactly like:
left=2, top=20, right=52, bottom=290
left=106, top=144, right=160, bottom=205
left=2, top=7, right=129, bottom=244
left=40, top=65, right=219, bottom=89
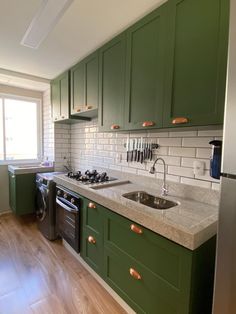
left=197, top=129, right=223, bottom=137
left=181, top=177, right=211, bottom=189
left=182, top=137, right=212, bottom=148
left=168, top=166, right=194, bottom=178
left=181, top=158, right=210, bottom=170
left=169, top=147, right=196, bottom=157
left=196, top=148, right=212, bottom=159
left=169, top=130, right=197, bottom=137
left=158, top=137, right=182, bottom=147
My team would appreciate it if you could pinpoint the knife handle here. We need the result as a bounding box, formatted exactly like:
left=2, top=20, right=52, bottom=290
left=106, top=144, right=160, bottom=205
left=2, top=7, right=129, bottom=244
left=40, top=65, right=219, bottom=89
left=140, top=152, right=144, bottom=164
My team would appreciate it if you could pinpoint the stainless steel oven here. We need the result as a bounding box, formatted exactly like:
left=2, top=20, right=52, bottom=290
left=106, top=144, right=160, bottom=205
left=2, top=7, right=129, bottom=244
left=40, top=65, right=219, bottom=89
left=56, top=186, right=80, bottom=252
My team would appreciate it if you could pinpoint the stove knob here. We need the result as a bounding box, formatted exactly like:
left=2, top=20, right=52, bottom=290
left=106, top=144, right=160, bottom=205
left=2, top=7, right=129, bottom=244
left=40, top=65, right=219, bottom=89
left=57, top=190, right=62, bottom=196
left=63, top=193, right=68, bottom=199
left=71, top=198, right=75, bottom=204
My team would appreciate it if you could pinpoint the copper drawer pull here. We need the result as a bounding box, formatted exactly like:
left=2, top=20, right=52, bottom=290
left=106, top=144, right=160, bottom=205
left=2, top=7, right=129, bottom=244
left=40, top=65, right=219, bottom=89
left=54, top=117, right=58, bottom=121
left=88, top=202, right=96, bottom=209
left=142, top=121, right=155, bottom=127
left=76, top=108, right=81, bottom=112
left=61, top=116, right=65, bottom=119
left=88, top=236, right=96, bottom=244
left=130, top=224, right=143, bottom=234
left=111, top=124, right=120, bottom=130
left=86, top=105, right=93, bottom=110
left=172, top=117, right=188, bottom=124
left=129, top=268, right=141, bottom=280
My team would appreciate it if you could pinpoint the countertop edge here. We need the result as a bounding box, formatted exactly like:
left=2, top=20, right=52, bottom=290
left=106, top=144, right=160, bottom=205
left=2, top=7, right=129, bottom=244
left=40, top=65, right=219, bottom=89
left=54, top=175, right=217, bottom=251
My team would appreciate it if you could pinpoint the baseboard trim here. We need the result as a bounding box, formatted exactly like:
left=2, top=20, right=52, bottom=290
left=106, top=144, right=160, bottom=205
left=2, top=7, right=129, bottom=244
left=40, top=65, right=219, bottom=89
left=63, top=240, right=135, bottom=314
left=0, top=210, right=11, bottom=216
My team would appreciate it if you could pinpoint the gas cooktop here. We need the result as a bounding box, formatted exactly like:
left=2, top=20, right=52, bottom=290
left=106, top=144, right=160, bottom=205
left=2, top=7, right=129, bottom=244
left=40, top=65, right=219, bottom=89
left=66, top=169, right=117, bottom=185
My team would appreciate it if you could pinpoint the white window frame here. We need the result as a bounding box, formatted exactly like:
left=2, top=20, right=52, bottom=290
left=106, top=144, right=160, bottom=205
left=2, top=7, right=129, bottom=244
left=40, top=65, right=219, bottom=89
left=0, top=93, right=42, bottom=165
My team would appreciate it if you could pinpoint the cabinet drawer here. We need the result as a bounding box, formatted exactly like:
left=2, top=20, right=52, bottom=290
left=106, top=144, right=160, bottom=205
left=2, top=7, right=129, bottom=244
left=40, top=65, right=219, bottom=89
left=104, top=209, right=191, bottom=288
left=104, top=247, right=189, bottom=314
left=81, top=228, right=103, bottom=275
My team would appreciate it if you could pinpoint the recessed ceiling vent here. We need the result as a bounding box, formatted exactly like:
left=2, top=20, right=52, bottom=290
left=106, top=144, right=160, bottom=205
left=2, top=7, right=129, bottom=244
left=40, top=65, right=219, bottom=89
left=21, top=0, right=73, bottom=49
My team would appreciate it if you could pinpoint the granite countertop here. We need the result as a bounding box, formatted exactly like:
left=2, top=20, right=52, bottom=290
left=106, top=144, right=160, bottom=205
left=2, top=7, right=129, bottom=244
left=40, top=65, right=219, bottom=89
left=8, top=164, right=54, bottom=174
left=53, top=173, right=219, bottom=251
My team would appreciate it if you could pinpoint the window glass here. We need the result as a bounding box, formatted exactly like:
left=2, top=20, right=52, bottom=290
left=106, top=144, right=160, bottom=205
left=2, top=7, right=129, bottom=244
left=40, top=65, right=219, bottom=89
left=0, top=99, right=3, bottom=160
left=4, top=98, right=38, bottom=160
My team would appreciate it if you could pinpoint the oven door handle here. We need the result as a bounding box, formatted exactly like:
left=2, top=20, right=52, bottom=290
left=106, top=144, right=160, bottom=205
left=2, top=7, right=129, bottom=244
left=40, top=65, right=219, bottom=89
left=56, top=197, right=78, bottom=213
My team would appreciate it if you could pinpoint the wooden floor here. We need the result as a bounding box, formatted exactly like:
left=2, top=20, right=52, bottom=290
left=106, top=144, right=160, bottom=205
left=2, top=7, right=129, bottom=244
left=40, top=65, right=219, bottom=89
left=0, top=213, right=127, bottom=314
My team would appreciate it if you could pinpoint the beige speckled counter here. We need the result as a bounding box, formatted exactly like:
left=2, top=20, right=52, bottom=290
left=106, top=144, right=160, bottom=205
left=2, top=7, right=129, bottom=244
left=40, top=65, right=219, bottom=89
left=8, top=164, right=54, bottom=174
left=53, top=173, right=219, bottom=251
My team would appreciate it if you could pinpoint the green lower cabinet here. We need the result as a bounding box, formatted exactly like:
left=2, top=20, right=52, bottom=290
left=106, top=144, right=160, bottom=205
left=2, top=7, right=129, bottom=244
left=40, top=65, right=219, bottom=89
left=8, top=172, right=36, bottom=215
left=80, top=199, right=216, bottom=314
left=80, top=198, right=104, bottom=276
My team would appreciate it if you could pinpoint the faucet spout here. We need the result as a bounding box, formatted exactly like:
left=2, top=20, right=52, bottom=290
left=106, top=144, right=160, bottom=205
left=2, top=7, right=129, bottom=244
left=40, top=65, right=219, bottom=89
left=149, top=157, right=168, bottom=196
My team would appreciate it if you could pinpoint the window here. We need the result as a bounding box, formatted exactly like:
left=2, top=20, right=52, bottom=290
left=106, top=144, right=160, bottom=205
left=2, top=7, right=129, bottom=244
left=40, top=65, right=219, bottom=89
left=0, top=95, right=42, bottom=162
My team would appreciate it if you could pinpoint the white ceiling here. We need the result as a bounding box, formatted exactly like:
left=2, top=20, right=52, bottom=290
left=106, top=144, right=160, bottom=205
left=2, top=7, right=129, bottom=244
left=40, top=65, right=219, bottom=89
left=0, top=0, right=164, bottom=81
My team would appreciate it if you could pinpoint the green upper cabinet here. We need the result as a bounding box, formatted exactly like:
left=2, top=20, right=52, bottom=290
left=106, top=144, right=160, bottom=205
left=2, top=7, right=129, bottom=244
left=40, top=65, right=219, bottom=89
left=98, top=33, right=126, bottom=132
left=70, top=51, right=99, bottom=118
left=124, top=4, right=167, bottom=130
left=51, top=71, right=70, bottom=122
left=163, top=0, right=229, bottom=128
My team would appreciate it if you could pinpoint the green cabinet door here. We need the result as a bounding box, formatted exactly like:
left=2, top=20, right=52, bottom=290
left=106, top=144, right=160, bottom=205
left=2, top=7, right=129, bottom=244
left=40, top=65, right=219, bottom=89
left=70, top=61, right=85, bottom=114
left=163, top=0, right=229, bottom=128
left=80, top=198, right=104, bottom=275
left=98, top=33, right=126, bottom=132
left=125, top=4, right=167, bottom=130
left=51, top=79, right=60, bottom=122
left=70, top=52, right=98, bottom=117
left=85, top=52, right=99, bottom=111
left=8, top=172, right=36, bottom=215
left=51, top=71, right=70, bottom=122
left=60, top=71, right=69, bottom=120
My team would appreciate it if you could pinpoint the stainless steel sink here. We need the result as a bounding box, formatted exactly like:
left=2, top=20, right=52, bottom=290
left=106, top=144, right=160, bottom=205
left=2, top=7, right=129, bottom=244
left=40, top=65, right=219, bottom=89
left=122, top=191, right=178, bottom=210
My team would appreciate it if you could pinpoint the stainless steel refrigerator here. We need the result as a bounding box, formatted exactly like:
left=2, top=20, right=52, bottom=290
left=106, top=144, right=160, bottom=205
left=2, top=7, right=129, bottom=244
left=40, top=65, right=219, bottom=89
left=213, top=0, right=236, bottom=313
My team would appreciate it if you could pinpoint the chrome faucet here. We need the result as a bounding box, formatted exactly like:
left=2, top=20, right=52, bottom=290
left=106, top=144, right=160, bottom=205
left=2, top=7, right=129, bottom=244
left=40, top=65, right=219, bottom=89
left=149, top=157, right=168, bottom=196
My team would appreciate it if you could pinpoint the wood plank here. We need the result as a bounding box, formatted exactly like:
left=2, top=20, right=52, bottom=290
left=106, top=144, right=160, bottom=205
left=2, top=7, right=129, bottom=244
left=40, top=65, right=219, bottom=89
left=0, top=213, right=126, bottom=314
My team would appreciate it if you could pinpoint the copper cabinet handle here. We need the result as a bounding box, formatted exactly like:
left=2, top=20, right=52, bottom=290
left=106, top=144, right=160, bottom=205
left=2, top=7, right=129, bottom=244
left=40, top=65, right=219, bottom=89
left=172, top=117, right=188, bottom=124
left=111, top=124, right=120, bottom=130
left=142, top=121, right=155, bottom=127
left=88, top=202, right=96, bottom=209
left=129, top=268, right=141, bottom=280
left=54, top=117, right=58, bottom=121
left=61, top=116, right=65, bottom=119
left=76, top=108, right=81, bottom=112
left=86, top=105, right=93, bottom=110
left=130, top=224, right=143, bottom=234
left=88, top=236, right=96, bottom=244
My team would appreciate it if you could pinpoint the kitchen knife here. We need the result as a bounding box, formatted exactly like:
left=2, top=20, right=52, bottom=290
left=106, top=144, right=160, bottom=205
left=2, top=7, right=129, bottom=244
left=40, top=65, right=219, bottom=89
left=137, top=138, right=140, bottom=162
left=140, top=137, right=144, bottom=164
left=131, top=139, right=134, bottom=162
left=134, top=138, right=137, bottom=162
left=126, top=138, right=129, bottom=162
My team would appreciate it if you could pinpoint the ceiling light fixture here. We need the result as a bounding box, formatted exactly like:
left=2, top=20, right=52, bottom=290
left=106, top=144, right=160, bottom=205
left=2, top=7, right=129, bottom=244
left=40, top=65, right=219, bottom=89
left=21, top=0, right=74, bottom=49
